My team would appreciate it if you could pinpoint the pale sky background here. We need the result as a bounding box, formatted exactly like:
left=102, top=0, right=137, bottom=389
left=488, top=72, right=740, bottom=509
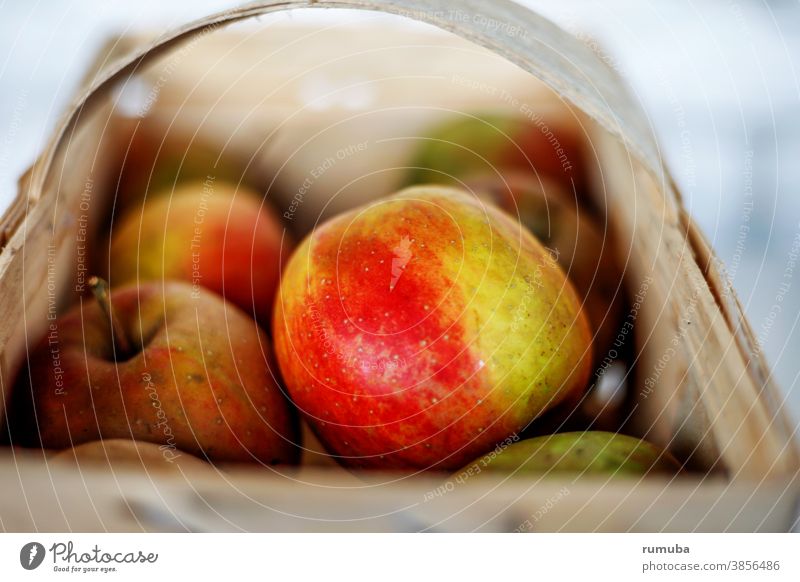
left=0, top=0, right=798, bottom=427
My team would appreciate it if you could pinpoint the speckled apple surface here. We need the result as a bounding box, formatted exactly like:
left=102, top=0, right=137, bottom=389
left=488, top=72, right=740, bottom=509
left=468, top=172, right=625, bottom=360
left=273, top=186, right=592, bottom=471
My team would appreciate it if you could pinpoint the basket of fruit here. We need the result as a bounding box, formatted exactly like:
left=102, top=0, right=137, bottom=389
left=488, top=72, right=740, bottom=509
left=0, top=0, right=797, bottom=532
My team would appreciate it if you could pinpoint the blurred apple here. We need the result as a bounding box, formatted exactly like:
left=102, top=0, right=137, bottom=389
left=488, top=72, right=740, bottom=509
left=108, top=180, right=290, bottom=324
left=114, top=121, right=243, bottom=213
left=403, top=112, right=584, bottom=192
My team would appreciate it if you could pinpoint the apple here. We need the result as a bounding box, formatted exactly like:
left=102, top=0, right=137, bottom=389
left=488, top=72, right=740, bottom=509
left=114, top=121, right=243, bottom=213
left=460, top=431, right=681, bottom=476
left=108, top=180, right=290, bottom=324
left=273, top=186, right=593, bottom=471
left=10, top=279, right=299, bottom=465
left=403, top=113, right=584, bottom=192
left=467, top=172, right=625, bottom=360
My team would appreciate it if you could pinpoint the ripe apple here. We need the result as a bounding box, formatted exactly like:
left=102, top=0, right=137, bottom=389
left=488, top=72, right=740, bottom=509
left=460, top=431, right=681, bottom=476
left=467, top=173, right=625, bottom=360
left=403, top=113, right=584, bottom=192
left=273, top=186, right=593, bottom=471
left=11, top=279, right=299, bottom=465
left=108, top=180, right=290, bottom=324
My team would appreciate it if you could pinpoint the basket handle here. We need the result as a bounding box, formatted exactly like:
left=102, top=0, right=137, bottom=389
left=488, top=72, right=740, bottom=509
left=25, top=0, right=665, bottom=206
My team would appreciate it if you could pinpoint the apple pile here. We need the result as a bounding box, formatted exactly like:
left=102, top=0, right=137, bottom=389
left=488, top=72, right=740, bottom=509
left=9, top=175, right=300, bottom=467
left=403, top=113, right=585, bottom=193
left=403, top=114, right=626, bottom=363
left=6, top=112, right=678, bottom=479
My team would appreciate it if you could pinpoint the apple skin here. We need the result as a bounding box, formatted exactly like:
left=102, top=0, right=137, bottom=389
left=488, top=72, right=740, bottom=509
left=273, top=186, right=592, bottom=471
left=460, top=431, right=681, bottom=476
left=11, top=282, right=299, bottom=465
left=468, top=173, right=625, bottom=361
left=403, top=113, right=584, bottom=192
left=108, top=180, right=290, bottom=324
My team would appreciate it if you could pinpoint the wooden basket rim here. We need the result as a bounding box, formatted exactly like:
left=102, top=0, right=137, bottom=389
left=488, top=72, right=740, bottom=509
left=0, top=0, right=794, bottom=477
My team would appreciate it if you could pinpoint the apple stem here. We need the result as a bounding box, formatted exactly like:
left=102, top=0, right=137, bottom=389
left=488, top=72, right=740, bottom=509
left=88, top=276, right=133, bottom=359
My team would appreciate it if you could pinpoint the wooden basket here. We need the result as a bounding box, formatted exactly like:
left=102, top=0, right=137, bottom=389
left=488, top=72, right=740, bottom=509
left=0, top=0, right=797, bottom=532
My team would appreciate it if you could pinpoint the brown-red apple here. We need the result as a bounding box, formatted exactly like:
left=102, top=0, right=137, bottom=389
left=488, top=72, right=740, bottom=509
left=11, top=280, right=299, bottom=465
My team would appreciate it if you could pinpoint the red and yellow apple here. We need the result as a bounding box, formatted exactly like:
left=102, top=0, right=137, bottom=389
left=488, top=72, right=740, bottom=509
left=108, top=180, right=290, bottom=323
left=11, top=280, right=299, bottom=465
left=273, top=186, right=592, bottom=471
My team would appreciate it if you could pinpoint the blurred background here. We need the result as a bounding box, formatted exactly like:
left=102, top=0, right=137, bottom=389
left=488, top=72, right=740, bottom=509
left=1, top=0, right=798, bottom=427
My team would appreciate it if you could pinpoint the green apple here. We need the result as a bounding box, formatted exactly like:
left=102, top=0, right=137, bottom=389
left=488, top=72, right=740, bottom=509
left=461, top=431, right=681, bottom=476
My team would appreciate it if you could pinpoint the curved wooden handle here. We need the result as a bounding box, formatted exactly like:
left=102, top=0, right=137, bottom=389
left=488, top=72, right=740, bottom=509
left=25, top=0, right=664, bottom=208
